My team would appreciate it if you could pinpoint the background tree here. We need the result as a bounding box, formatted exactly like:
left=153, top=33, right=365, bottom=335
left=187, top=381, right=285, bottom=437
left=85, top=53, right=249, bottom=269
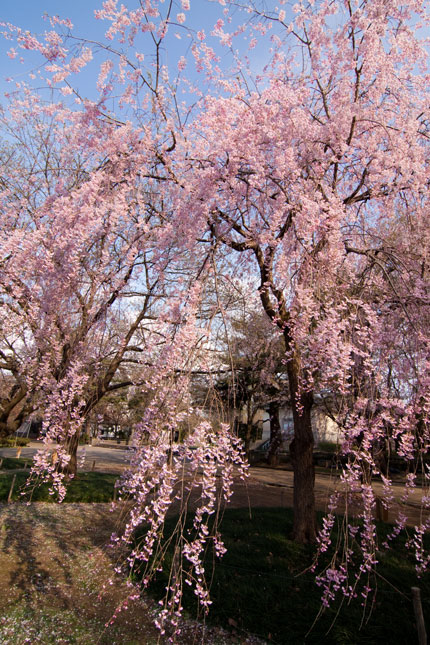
left=214, top=308, right=287, bottom=459
left=0, top=96, right=214, bottom=475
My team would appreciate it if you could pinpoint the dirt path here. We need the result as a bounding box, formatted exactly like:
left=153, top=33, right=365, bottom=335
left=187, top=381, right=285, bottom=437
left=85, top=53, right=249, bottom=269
left=0, top=496, right=267, bottom=645
left=0, top=502, right=166, bottom=644
left=246, top=466, right=427, bottom=526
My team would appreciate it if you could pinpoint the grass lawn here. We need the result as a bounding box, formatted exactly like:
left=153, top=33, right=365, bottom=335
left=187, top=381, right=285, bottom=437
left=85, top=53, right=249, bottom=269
left=144, top=507, right=430, bottom=644
left=0, top=468, right=117, bottom=503
left=1, top=459, right=428, bottom=643
left=0, top=457, right=32, bottom=470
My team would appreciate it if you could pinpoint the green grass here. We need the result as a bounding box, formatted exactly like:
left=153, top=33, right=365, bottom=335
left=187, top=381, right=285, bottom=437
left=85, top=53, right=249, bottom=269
left=1, top=460, right=428, bottom=643
left=0, top=471, right=117, bottom=503
left=0, top=457, right=31, bottom=470
left=142, top=508, right=430, bottom=644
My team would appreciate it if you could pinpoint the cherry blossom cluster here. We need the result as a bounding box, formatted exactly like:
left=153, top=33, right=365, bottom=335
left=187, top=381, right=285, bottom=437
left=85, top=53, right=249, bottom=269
left=114, top=417, right=247, bottom=636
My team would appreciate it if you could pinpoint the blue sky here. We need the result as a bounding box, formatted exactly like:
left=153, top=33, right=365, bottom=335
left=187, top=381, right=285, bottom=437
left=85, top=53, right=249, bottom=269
left=0, top=1, right=286, bottom=108
left=0, top=2, right=225, bottom=97
left=1, top=1, right=109, bottom=101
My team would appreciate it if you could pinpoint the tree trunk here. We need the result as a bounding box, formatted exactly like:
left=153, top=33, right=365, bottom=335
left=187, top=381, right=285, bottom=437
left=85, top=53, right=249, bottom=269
left=287, top=354, right=317, bottom=543
left=62, top=432, right=80, bottom=478
left=0, top=391, right=32, bottom=439
left=244, top=399, right=253, bottom=457
left=267, top=400, right=282, bottom=466
left=256, top=260, right=317, bottom=543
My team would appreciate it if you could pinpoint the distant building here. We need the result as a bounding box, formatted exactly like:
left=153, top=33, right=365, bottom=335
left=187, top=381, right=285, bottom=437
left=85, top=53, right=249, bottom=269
left=254, top=403, right=342, bottom=451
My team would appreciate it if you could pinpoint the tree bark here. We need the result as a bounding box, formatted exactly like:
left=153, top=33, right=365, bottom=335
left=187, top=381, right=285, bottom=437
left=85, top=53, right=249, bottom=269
left=267, top=400, right=282, bottom=466
left=0, top=386, right=32, bottom=438
left=243, top=398, right=252, bottom=456
left=287, top=353, right=317, bottom=543
left=62, top=432, right=80, bottom=478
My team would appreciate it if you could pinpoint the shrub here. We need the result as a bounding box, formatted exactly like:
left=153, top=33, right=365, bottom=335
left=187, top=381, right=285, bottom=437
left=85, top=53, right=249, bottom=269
left=0, top=437, right=30, bottom=447
left=316, top=440, right=338, bottom=453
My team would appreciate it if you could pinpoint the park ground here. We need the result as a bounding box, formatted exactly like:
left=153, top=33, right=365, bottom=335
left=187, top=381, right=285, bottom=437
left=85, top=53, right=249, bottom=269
left=0, top=441, right=425, bottom=523
left=0, top=443, right=427, bottom=643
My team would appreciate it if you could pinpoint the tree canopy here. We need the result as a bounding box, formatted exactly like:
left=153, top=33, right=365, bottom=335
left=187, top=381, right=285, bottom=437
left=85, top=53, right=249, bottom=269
left=1, top=0, right=430, bottom=636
